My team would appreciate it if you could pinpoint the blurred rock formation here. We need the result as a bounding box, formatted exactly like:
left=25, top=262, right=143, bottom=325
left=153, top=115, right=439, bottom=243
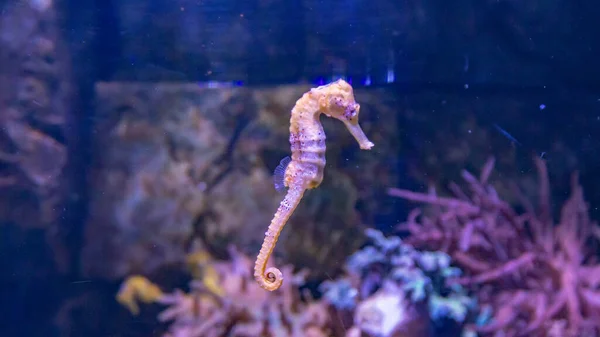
left=0, top=0, right=71, bottom=336
left=0, top=0, right=68, bottom=234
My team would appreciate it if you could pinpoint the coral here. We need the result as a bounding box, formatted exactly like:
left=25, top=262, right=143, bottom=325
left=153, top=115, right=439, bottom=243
left=117, top=275, right=165, bottom=315
left=389, top=157, right=600, bottom=337
left=118, top=246, right=332, bottom=337
left=321, top=228, right=481, bottom=337
left=349, top=281, right=411, bottom=337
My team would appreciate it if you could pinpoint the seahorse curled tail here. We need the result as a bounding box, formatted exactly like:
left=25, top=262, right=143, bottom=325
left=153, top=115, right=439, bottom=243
left=254, top=184, right=306, bottom=291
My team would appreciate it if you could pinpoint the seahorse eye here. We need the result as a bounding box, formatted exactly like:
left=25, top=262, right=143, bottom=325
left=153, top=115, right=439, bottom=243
left=344, top=105, right=358, bottom=120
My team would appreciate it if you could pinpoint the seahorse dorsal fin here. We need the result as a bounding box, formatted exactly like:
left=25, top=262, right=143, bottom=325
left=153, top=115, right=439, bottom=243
left=273, top=156, right=291, bottom=193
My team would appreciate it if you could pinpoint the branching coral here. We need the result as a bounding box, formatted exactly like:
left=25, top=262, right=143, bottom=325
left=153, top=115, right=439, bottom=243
left=118, top=246, right=332, bottom=337
left=321, top=228, right=482, bottom=337
left=389, top=157, right=600, bottom=337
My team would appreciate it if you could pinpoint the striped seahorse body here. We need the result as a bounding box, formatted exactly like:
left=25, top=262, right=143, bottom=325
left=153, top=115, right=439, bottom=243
left=254, top=79, right=374, bottom=291
left=288, top=93, right=328, bottom=189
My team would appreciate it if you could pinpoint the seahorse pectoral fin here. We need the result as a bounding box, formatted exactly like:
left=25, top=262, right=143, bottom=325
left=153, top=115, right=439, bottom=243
left=342, top=120, right=374, bottom=150
left=273, top=156, right=292, bottom=193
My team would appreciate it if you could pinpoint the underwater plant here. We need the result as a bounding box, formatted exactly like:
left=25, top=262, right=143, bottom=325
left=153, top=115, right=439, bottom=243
left=321, top=228, right=483, bottom=337
left=118, top=246, right=332, bottom=337
left=389, top=157, right=600, bottom=337
left=255, top=79, right=374, bottom=291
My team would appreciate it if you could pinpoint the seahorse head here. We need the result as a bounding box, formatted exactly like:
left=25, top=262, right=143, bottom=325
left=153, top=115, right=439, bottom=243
left=318, top=79, right=374, bottom=150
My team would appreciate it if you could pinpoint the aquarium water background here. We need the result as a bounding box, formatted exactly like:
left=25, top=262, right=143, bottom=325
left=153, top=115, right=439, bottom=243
left=1, top=0, right=600, bottom=336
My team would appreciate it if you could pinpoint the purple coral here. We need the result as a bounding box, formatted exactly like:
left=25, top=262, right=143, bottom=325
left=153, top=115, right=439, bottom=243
left=155, top=246, right=332, bottom=337
left=389, top=157, right=600, bottom=337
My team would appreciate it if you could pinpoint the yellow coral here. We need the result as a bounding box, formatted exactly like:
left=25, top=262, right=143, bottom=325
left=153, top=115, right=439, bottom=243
left=117, top=275, right=164, bottom=315
left=117, top=247, right=333, bottom=336
left=186, top=250, right=225, bottom=297
left=186, top=250, right=211, bottom=278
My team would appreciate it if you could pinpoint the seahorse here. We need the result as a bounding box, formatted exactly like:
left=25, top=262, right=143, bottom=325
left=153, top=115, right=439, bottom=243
left=254, top=79, right=374, bottom=291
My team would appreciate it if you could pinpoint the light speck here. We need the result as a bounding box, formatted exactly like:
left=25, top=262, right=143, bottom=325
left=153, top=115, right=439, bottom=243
left=30, top=0, right=51, bottom=11
left=464, top=84, right=469, bottom=89
left=539, top=104, right=546, bottom=110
